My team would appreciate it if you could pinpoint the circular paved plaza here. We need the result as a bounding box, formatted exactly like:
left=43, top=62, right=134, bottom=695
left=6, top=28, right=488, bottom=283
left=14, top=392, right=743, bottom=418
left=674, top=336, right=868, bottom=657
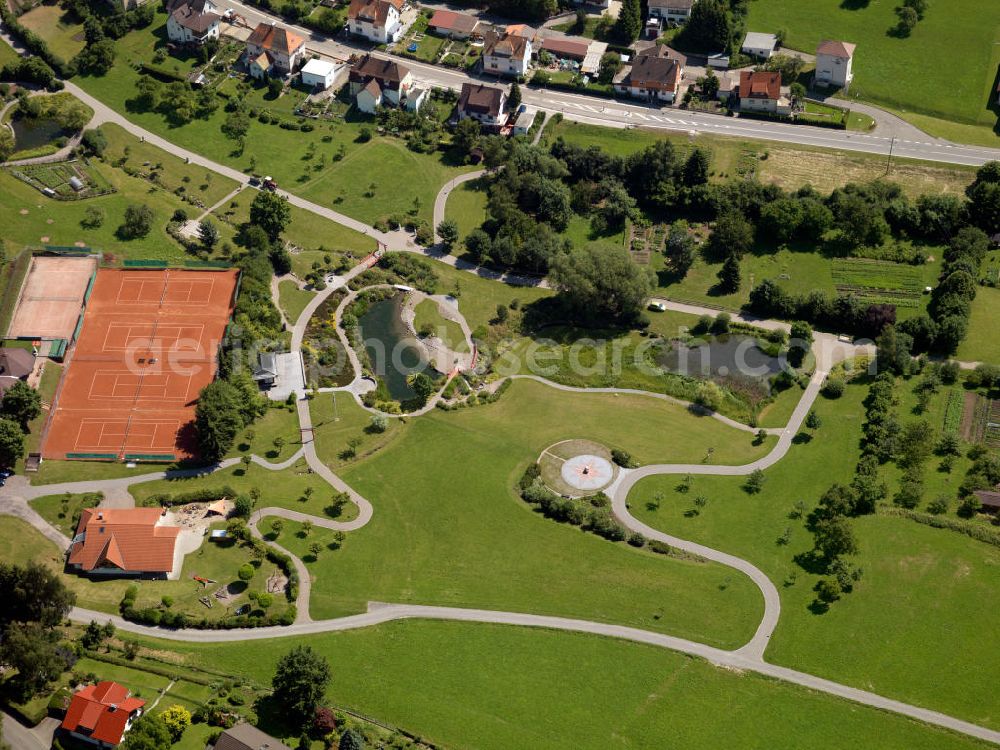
left=560, top=454, right=615, bottom=493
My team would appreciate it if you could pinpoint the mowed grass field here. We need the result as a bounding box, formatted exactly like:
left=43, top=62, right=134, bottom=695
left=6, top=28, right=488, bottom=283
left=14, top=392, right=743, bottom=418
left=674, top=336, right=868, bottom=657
left=629, top=382, right=1000, bottom=729
left=145, top=621, right=995, bottom=750
left=445, top=178, right=489, bottom=240
left=302, top=378, right=771, bottom=648
left=16, top=3, right=86, bottom=60
left=957, top=286, right=1000, bottom=364
left=747, top=0, right=1000, bottom=142
left=74, top=12, right=476, bottom=228
left=544, top=120, right=977, bottom=196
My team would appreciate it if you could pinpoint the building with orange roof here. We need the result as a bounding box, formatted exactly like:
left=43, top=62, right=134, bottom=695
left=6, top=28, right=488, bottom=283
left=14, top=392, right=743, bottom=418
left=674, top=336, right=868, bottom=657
left=483, top=28, right=533, bottom=78
left=60, top=681, right=146, bottom=748
left=737, top=69, right=791, bottom=116
left=246, top=22, right=306, bottom=78
left=348, top=0, right=405, bottom=43
left=67, top=508, right=181, bottom=578
left=815, top=39, right=856, bottom=90
left=428, top=9, right=481, bottom=40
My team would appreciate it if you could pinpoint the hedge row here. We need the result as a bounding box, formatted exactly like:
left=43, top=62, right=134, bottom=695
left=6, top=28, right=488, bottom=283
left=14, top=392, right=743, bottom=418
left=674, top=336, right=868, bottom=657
left=82, top=649, right=215, bottom=685
left=145, top=485, right=237, bottom=507
left=0, top=6, right=73, bottom=78
left=879, top=506, right=1000, bottom=548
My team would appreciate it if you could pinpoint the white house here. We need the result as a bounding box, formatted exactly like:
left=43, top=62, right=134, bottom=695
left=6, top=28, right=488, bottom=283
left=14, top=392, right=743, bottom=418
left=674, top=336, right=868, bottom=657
left=165, top=0, right=221, bottom=45
left=815, top=39, right=856, bottom=90
left=482, top=29, right=532, bottom=77
left=347, top=0, right=405, bottom=44
left=738, top=70, right=791, bottom=116
left=512, top=105, right=538, bottom=136
left=246, top=22, right=306, bottom=77
left=301, top=58, right=339, bottom=90
left=457, top=82, right=508, bottom=128
left=741, top=31, right=778, bottom=59
left=647, top=0, right=695, bottom=25
left=612, top=45, right=683, bottom=103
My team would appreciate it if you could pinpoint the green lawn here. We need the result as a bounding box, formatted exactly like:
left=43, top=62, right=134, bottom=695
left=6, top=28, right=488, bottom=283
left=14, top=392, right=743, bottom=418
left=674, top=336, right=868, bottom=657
left=445, top=177, right=489, bottom=240
left=277, top=280, right=315, bottom=324
left=629, top=381, right=1000, bottom=729
left=260, top=516, right=345, bottom=566
left=426, top=258, right=552, bottom=331
left=17, top=3, right=86, bottom=60
left=226, top=403, right=302, bottom=461
left=413, top=297, right=469, bottom=353
left=29, top=491, right=101, bottom=536
left=956, top=286, right=1000, bottom=364
left=147, top=621, right=993, bottom=750
left=309, top=391, right=406, bottom=471
left=303, top=378, right=769, bottom=646
left=0, top=38, right=20, bottom=69
left=73, top=15, right=476, bottom=229
left=747, top=0, right=1000, bottom=139
left=19, top=360, right=63, bottom=470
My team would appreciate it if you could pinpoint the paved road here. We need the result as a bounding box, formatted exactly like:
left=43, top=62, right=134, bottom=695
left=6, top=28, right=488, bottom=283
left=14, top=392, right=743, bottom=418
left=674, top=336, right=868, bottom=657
left=64, top=602, right=1000, bottom=746
left=222, top=0, right=1000, bottom=167
left=433, top=170, right=487, bottom=243
left=0, top=712, right=57, bottom=750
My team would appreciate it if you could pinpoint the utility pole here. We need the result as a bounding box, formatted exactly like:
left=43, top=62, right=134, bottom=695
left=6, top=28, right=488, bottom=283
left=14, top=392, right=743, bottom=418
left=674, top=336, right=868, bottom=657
left=885, top=136, right=896, bottom=175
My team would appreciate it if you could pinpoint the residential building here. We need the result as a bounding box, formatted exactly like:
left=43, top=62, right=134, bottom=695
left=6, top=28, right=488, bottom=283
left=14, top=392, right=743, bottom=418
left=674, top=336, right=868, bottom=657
left=0, top=347, right=34, bottom=398
left=815, top=39, right=856, bottom=89
left=60, top=682, right=145, bottom=748
left=428, top=9, right=481, bottom=39
left=539, top=36, right=590, bottom=62
left=457, top=82, right=509, bottom=128
left=347, top=0, right=405, bottom=44
left=737, top=69, right=791, bottom=115
left=67, top=508, right=181, bottom=578
left=166, top=0, right=221, bottom=45
left=741, top=31, right=778, bottom=59
left=253, top=352, right=279, bottom=389
left=505, top=24, right=537, bottom=41
left=647, top=0, right=695, bottom=25
left=210, top=723, right=293, bottom=750
left=300, top=57, right=340, bottom=90
left=483, top=29, right=532, bottom=77
left=246, top=22, right=306, bottom=78
left=512, top=105, right=538, bottom=136
left=612, top=45, right=683, bottom=103
left=349, top=54, right=414, bottom=113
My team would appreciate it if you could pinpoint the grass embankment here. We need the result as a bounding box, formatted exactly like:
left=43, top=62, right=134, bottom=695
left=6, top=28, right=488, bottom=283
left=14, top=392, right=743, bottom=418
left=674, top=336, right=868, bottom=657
left=303, top=378, right=769, bottom=646
left=277, top=280, right=315, bottom=324
left=16, top=3, right=85, bottom=59
left=145, top=620, right=994, bottom=750
left=957, top=286, right=1000, bottom=364
left=412, top=297, right=469, bottom=353
left=73, top=12, right=477, bottom=227
left=747, top=0, right=1000, bottom=145
left=630, top=381, right=1000, bottom=729
left=444, top=178, right=489, bottom=239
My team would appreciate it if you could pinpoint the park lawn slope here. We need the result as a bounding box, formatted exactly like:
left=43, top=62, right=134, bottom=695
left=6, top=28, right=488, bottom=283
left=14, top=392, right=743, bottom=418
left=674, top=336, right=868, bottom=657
left=956, top=286, right=1000, bottom=365
left=151, top=621, right=993, bottom=750
left=309, top=379, right=770, bottom=647
left=629, top=382, right=1000, bottom=729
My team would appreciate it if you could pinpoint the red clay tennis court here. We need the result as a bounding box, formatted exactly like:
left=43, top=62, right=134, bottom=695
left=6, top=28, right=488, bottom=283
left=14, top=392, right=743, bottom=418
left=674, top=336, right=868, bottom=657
left=44, top=268, right=239, bottom=461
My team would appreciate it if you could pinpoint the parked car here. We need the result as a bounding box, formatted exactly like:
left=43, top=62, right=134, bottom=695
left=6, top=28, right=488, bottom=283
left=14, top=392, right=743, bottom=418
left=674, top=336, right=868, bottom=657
left=648, top=301, right=667, bottom=312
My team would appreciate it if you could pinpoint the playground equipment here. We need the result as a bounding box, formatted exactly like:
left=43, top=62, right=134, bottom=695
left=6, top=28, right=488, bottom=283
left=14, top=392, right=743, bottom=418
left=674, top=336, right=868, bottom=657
left=193, top=575, right=217, bottom=587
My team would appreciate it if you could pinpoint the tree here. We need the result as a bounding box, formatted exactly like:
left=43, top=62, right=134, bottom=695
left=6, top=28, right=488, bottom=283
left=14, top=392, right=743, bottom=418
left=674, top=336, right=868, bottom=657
left=370, top=414, right=388, bottom=433
left=233, top=495, right=254, bottom=518
left=508, top=80, right=522, bottom=110
left=745, top=468, right=766, bottom=494
left=257, top=592, right=273, bottom=609
left=876, top=325, right=913, bottom=375
left=0, top=129, right=13, bottom=162
left=0, top=418, right=25, bottom=468
left=437, top=219, right=459, bottom=250
left=272, top=646, right=332, bottom=723
left=613, top=0, right=641, bottom=42
left=695, top=381, right=723, bottom=411
left=813, top=516, right=858, bottom=561
left=159, top=705, right=191, bottom=742
left=903, top=0, right=927, bottom=18
left=198, top=219, right=219, bottom=250
left=682, top=147, right=710, bottom=187
left=119, top=715, right=172, bottom=750
left=194, top=381, right=245, bottom=461
left=273, top=436, right=286, bottom=455
left=597, top=52, right=622, bottom=85
left=894, top=5, right=918, bottom=36
left=549, top=244, right=653, bottom=324
left=270, top=518, right=284, bottom=537
left=716, top=254, right=741, bottom=293
left=806, top=410, right=822, bottom=430
left=238, top=563, right=254, bottom=581
left=898, top=419, right=934, bottom=468
left=679, top=0, right=732, bottom=51
left=453, top=117, right=481, bottom=154
left=309, top=541, right=322, bottom=558
left=1, top=381, right=41, bottom=428
left=76, top=39, right=116, bottom=75
left=665, top=221, right=697, bottom=277
left=118, top=204, right=154, bottom=240
left=313, top=706, right=337, bottom=735
left=82, top=206, right=105, bottom=229
left=249, top=190, right=291, bottom=242
left=407, top=372, right=435, bottom=406
left=339, top=729, right=366, bottom=750
left=965, top=162, right=1000, bottom=234
left=221, top=110, right=251, bottom=141
left=708, top=211, right=753, bottom=260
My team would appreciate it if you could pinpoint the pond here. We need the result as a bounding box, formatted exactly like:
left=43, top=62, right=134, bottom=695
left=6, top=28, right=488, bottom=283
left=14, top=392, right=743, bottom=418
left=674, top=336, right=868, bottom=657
left=358, top=293, right=441, bottom=402
left=658, top=334, right=784, bottom=381
left=9, top=116, right=65, bottom=154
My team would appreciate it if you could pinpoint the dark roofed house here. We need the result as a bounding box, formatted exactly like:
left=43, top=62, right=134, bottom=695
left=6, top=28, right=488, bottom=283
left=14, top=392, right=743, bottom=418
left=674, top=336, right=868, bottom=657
left=253, top=352, right=279, bottom=389
left=429, top=9, right=481, bottom=39
left=60, top=681, right=146, bottom=748
left=349, top=54, right=414, bottom=112
left=457, top=82, right=509, bottom=128
left=0, top=346, right=35, bottom=399
left=974, top=487, right=1000, bottom=513
left=613, top=45, right=683, bottom=103
left=166, top=0, right=221, bottom=45
left=210, top=722, right=293, bottom=750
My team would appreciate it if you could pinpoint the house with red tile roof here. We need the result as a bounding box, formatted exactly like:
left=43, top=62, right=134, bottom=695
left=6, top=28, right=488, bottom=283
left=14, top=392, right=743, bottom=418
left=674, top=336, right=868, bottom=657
left=737, top=70, right=791, bottom=116
left=60, top=681, right=145, bottom=748
left=67, top=508, right=181, bottom=578
left=428, top=9, right=481, bottom=40
left=246, top=22, right=306, bottom=78
left=348, top=0, right=405, bottom=43
left=483, top=28, right=533, bottom=77
left=815, top=39, right=857, bottom=90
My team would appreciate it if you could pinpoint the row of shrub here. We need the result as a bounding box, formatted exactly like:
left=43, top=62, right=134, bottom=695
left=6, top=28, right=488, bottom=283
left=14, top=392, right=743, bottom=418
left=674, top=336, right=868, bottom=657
left=143, top=485, right=237, bottom=507
left=0, top=6, right=73, bottom=79
left=82, top=649, right=214, bottom=685
left=435, top=378, right=511, bottom=411
left=879, top=506, right=1000, bottom=547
